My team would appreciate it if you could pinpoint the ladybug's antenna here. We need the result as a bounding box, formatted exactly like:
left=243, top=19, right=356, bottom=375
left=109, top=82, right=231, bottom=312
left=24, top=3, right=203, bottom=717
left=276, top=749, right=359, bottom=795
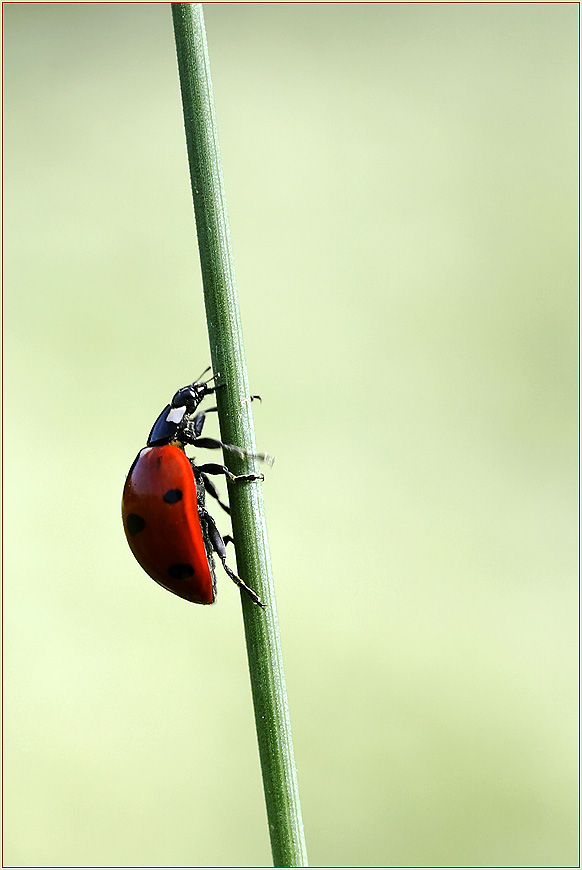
left=194, top=365, right=213, bottom=384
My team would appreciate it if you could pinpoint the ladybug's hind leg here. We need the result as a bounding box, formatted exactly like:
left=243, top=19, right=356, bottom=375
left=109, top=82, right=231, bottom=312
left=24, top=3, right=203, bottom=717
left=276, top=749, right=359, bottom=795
left=201, top=509, right=265, bottom=608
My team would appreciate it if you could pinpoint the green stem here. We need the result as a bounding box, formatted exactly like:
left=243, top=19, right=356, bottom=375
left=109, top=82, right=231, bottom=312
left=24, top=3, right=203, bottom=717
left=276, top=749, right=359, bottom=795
left=170, top=5, right=308, bottom=867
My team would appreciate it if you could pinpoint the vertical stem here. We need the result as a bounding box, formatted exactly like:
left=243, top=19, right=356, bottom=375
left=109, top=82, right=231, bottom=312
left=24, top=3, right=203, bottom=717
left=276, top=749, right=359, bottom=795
left=171, top=5, right=308, bottom=867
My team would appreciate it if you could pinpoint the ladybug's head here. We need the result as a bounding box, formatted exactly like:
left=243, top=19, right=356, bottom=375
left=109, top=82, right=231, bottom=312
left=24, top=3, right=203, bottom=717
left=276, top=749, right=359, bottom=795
left=171, top=381, right=211, bottom=411
left=171, top=367, right=216, bottom=412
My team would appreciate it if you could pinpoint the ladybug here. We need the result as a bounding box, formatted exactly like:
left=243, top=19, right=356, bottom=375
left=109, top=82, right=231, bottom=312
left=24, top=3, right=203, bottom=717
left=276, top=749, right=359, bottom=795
left=122, top=369, right=268, bottom=607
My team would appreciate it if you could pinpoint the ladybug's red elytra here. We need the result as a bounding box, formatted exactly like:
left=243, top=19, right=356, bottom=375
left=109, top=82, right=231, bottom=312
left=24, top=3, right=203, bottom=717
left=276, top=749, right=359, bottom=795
left=121, top=369, right=269, bottom=607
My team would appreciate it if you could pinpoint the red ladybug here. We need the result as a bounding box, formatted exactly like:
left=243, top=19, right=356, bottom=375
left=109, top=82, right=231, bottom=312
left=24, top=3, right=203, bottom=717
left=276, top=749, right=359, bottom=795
left=122, top=370, right=268, bottom=607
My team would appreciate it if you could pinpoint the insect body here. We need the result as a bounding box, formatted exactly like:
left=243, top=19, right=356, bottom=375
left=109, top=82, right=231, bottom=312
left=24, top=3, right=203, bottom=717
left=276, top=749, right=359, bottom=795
left=122, top=371, right=267, bottom=607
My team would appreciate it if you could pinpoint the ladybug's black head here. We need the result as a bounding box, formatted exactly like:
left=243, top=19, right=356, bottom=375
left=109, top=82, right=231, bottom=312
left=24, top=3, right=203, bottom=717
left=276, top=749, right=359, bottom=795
left=171, top=381, right=212, bottom=411
left=171, top=367, right=216, bottom=412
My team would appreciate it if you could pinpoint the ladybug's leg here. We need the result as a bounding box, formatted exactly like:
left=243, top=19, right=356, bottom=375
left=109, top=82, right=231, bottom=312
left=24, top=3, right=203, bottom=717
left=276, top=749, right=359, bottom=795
left=201, top=509, right=265, bottom=608
left=190, top=437, right=274, bottom=465
left=197, top=462, right=264, bottom=484
left=186, top=407, right=218, bottom=439
left=184, top=396, right=261, bottom=443
left=200, top=472, right=231, bottom=515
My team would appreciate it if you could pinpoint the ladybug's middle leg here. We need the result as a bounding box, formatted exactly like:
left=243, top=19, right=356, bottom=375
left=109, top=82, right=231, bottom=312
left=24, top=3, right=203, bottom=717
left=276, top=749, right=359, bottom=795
left=201, top=509, right=265, bottom=608
left=197, top=462, right=264, bottom=484
left=194, top=463, right=263, bottom=514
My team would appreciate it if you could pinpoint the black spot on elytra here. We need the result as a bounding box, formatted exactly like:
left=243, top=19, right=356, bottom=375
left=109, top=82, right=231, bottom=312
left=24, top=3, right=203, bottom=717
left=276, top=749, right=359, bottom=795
left=126, top=513, right=146, bottom=535
left=163, top=488, right=183, bottom=504
left=168, top=563, right=194, bottom=580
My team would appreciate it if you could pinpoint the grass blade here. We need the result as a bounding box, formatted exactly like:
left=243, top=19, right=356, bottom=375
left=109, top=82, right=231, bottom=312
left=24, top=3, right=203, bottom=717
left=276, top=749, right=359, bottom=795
left=171, top=4, right=308, bottom=865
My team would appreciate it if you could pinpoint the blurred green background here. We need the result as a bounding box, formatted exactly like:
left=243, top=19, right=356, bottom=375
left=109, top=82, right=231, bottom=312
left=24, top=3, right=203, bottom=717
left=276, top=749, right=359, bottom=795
left=3, top=3, right=578, bottom=866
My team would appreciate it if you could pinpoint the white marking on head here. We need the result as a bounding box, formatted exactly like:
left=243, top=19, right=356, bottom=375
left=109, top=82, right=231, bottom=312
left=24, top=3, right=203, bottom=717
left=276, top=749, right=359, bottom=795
left=166, top=406, right=186, bottom=424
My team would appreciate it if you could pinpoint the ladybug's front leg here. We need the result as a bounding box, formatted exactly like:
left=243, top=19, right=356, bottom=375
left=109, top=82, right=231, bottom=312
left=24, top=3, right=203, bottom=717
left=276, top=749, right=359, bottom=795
left=181, top=420, right=273, bottom=466
left=189, top=436, right=274, bottom=466
left=201, top=509, right=265, bottom=608
left=182, top=409, right=252, bottom=446
left=182, top=408, right=218, bottom=441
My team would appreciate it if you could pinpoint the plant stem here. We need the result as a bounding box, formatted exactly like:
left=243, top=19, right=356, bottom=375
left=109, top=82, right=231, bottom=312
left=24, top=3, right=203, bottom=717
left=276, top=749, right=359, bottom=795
left=170, top=5, right=308, bottom=867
